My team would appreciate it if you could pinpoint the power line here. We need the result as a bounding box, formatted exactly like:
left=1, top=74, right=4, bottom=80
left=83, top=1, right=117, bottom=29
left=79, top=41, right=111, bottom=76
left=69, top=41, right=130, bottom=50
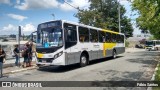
left=62, top=0, right=80, bottom=11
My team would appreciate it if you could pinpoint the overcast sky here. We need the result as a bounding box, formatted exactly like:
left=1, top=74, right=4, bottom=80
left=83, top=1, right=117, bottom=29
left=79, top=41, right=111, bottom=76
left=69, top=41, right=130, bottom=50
left=0, top=0, right=141, bottom=35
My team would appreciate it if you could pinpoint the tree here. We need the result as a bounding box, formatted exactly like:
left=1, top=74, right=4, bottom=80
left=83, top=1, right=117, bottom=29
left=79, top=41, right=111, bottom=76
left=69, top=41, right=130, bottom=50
left=76, top=0, right=133, bottom=37
left=132, top=0, right=160, bottom=39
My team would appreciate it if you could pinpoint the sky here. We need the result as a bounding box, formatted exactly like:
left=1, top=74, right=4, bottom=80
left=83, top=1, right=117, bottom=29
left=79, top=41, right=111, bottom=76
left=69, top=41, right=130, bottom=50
left=0, top=0, right=141, bottom=35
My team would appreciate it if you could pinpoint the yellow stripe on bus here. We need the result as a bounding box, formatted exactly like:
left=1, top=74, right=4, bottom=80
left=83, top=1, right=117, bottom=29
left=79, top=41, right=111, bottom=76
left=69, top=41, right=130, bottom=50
left=103, top=43, right=117, bottom=57
left=101, top=29, right=118, bottom=56
left=37, top=53, right=44, bottom=58
left=102, top=29, right=119, bottom=34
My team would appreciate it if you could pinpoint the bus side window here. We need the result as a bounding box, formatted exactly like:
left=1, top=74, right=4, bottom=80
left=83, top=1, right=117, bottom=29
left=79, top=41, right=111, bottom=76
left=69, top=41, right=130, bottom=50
left=112, top=34, right=116, bottom=43
left=98, top=31, right=105, bottom=43
left=109, top=33, right=112, bottom=43
left=90, top=29, right=98, bottom=42
left=117, top=34, right=120, bottom=43
left=106, top=32, right=109, bottom=43
left=120, top=35, right=124, bottom=43
left=79, top=27, right=89, bottom=42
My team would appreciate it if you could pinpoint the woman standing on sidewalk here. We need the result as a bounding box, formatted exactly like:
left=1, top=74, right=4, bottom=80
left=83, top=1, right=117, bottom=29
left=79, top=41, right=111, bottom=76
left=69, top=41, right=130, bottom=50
left=13, top=44, right=19, bottom=66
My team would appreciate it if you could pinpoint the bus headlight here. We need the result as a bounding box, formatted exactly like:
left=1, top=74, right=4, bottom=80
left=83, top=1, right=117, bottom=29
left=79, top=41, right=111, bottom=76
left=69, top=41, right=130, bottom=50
left=54, top=51, right=63, bottom=59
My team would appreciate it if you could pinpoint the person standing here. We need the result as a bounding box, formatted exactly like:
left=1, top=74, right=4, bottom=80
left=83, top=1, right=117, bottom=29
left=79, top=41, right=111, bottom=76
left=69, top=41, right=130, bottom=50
left=13, top=44, right=19, bottom=66
left=22, top=43, right=29, bottom=68
left=0, top=45, right=6, bottom=77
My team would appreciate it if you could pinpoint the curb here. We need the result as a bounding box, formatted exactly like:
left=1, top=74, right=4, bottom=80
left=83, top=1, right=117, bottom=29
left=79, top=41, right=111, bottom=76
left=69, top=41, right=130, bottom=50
left=147, top=62, right=159, bottom=90
left=151, top=63, right=159, bottom=80
left=3, top=61, right=36, bottom=68
left=4, top=65, right=38, bottom=75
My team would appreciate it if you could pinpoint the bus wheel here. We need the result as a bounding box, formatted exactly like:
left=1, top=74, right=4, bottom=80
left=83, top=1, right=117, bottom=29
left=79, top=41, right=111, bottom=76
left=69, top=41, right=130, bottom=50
left=112, top=50, right=117, bottom=59
left=80, top=54, right=88, bottom=67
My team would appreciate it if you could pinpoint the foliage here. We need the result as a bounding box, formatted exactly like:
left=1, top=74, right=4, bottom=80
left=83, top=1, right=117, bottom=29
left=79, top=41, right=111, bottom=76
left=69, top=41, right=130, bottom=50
left=76, top=0, right=133, bottom=37
left=132, top=0, right=160, bottom=39
left=125, top=40, right=129, bottom=47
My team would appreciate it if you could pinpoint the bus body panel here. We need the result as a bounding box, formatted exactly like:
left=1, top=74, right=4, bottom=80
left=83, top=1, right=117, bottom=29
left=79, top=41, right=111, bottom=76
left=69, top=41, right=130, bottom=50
left=64, top=42, right=125, bottom=65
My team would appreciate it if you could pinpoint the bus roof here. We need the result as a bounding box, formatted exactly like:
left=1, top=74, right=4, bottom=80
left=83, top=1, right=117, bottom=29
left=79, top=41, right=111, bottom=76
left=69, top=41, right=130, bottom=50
left=38, top=20, right=124, bottom=35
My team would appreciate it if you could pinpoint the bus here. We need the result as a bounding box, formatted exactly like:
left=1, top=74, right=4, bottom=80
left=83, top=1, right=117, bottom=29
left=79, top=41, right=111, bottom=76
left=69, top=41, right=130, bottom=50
left=32, top=20, right=125, bottom=67
left=145, top=40, right=160, bottom=51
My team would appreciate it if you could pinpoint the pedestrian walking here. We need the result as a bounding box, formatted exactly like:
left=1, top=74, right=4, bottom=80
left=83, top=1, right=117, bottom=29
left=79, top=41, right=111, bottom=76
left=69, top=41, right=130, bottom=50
left=13, top=44, right=19, bottom=66
left=22, top=43, right=29, bottom=68
left=0, top=45, right=6, bottom=77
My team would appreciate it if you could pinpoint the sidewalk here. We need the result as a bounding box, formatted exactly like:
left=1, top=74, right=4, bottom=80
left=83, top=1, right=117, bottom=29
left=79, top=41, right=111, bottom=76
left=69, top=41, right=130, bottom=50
left=1, top=57, right=37, bottom=75
left=125, top=47, right=145, bottom=53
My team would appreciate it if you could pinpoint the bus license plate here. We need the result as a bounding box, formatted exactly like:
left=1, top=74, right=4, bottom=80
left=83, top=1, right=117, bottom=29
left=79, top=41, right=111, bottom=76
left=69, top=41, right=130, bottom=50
left=42, top=60, right=46, bottom=63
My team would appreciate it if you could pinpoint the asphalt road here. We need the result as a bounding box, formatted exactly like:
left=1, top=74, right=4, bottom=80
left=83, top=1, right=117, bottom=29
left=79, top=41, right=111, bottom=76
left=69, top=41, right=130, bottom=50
left=0, top=49, right=160, bottom=90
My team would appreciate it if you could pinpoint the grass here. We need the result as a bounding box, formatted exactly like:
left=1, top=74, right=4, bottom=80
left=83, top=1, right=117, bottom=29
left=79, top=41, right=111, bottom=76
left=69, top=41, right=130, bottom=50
left=155, top=63, right=160, bottom=81
left=153, top=62, right=160, bottom=90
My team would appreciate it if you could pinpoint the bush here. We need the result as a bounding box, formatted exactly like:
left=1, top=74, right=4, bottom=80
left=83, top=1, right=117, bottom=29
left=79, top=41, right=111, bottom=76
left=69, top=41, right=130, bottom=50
left=125, top=40, right=129, bottom=47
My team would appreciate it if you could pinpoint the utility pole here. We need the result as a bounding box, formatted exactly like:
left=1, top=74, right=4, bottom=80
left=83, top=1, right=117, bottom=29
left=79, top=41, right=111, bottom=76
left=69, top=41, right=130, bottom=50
left=118, top=0, right=121, bottom=33
left=18, top=26, right=21, bottom=67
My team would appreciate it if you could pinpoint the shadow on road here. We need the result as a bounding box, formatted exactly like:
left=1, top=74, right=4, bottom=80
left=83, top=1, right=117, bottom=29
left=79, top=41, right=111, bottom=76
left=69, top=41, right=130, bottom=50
left=97, top=69, right=147, bottom=81
left=131, top=51, right=160, bottom=57
left=127, top=58, right=158, bottom=65
left=37, top=56, right=124, bottom=73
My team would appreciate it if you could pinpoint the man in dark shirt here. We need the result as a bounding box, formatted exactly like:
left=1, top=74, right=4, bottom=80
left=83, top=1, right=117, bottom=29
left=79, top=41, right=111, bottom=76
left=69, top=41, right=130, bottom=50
left=23, top=43, right=30, bottom=67
left=0, top=45, right=6, bottom=77
left=13, top=45, right=19, bottom=66
left=0, top=45, right=5, bottom=63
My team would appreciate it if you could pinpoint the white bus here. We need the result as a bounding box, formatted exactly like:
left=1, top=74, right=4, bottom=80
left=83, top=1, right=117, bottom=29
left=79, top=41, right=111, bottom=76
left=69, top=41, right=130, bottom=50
left=33, top=20, right=125, bottom=67
left=145, top=40, right=160, bottom=51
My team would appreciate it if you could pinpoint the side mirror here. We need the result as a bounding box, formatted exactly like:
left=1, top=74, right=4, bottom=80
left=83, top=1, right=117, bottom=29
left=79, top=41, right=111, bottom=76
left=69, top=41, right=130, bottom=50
left=30, top=33, right=36, bottom=43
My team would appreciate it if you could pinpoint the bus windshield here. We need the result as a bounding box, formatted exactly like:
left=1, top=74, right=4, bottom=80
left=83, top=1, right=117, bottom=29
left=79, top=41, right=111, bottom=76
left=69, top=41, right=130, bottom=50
left=145, top=41, right=154, bottom=46
left=37, top=28, right=62, bottom=47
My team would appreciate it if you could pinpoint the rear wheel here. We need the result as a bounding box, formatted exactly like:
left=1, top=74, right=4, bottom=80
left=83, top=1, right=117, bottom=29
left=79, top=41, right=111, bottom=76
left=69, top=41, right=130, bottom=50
left=112, top=50, right=117, bottom=59
left=80, top=54, right=88, bottom=67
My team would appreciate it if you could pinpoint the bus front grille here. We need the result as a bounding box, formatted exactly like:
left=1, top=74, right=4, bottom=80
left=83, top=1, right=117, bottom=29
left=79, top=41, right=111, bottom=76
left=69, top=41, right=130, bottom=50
left=37, top=58, right=54, bottom=63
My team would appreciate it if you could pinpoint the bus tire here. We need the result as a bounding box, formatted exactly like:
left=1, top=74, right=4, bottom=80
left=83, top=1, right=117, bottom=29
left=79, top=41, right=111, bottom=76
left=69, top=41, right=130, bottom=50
left=112, top=50, right=117, bottom=59
left=80, top=54, right=88, bottom=67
